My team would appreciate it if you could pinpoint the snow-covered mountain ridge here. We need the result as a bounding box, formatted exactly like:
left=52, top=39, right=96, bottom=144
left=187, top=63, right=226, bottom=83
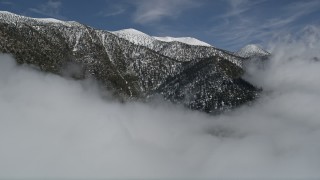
left=0, top=11, right=81, bottom=27
left=0, top=11, right=260, bottom=113
left=111, top=28, right=212, bottom=47
left=111, top=28, right=241, bottom=65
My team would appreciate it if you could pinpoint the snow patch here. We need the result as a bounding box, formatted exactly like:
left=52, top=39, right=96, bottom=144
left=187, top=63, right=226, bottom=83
left=154, top=36, right=212, bottom=47
left=33, top=18, right=68, bottom=25
left=111, top=28, right=156, bottom=47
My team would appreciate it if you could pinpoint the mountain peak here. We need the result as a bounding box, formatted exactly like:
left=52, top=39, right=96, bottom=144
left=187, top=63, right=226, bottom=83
left=236, top=44, right=270, bottom=58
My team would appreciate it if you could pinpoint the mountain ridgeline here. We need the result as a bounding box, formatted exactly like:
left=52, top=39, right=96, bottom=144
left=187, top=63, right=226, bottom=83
left=0, top=11, right=265, bottom=113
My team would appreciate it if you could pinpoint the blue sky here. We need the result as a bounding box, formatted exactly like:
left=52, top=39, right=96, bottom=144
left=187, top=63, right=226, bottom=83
left=1, top=0, right=320, bottom=51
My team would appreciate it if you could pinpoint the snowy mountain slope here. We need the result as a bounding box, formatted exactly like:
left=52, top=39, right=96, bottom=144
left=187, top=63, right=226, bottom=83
left=0, top=11, right=259, bottom=113
left=155, top=57, right=258, bottom=112
left=112, top=28, right=212, bottom=47
left=235, top=44, right=270, bottom=58
left=111, top=28, right=157, bottom=48
left=112, top=28, right=241, bottom=66
left=0, top=11, right=81, bottom=27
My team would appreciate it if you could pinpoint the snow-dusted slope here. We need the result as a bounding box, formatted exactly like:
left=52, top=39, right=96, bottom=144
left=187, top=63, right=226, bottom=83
left=111, top=28, right=244, bottom=66
left=111, top=28, right=157, bottom=47
left=235, top=44, right=270, bottom=58
left=0, top=11, right=81, bottom=27
left=153, top=36, right=212, bottom=47
left=112, top=28, right=212, bottom=47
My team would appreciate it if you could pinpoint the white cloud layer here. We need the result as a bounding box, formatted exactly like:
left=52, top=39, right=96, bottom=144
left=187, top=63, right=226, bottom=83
left=0, top=27, right=320, bottom=178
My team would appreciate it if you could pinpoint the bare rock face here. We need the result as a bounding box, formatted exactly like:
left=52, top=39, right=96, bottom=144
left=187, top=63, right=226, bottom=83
left=0, top=11, right=259, bottom=113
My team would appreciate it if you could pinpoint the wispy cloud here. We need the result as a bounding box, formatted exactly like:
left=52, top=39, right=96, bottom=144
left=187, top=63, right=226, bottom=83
left=209, top=0, right=320, bottom=50
left=221, top=0, right=265, bottom=18
left=29, top=0, right=64, bottom=19
left=98, top=3, right=126, bottom=17
left=263, top=0, right=320, bottom=29
left=131, top=0, right=202, bottom=24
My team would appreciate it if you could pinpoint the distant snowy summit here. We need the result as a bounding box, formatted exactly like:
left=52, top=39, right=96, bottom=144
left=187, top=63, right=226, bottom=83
left=111, top=28, right=212, bottom=47
left=235, top=44, right=270, bottom=58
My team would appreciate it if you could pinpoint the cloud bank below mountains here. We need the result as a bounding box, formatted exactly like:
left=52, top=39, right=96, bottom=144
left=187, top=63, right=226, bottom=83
left=0, top=28, right=320, bottom=178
